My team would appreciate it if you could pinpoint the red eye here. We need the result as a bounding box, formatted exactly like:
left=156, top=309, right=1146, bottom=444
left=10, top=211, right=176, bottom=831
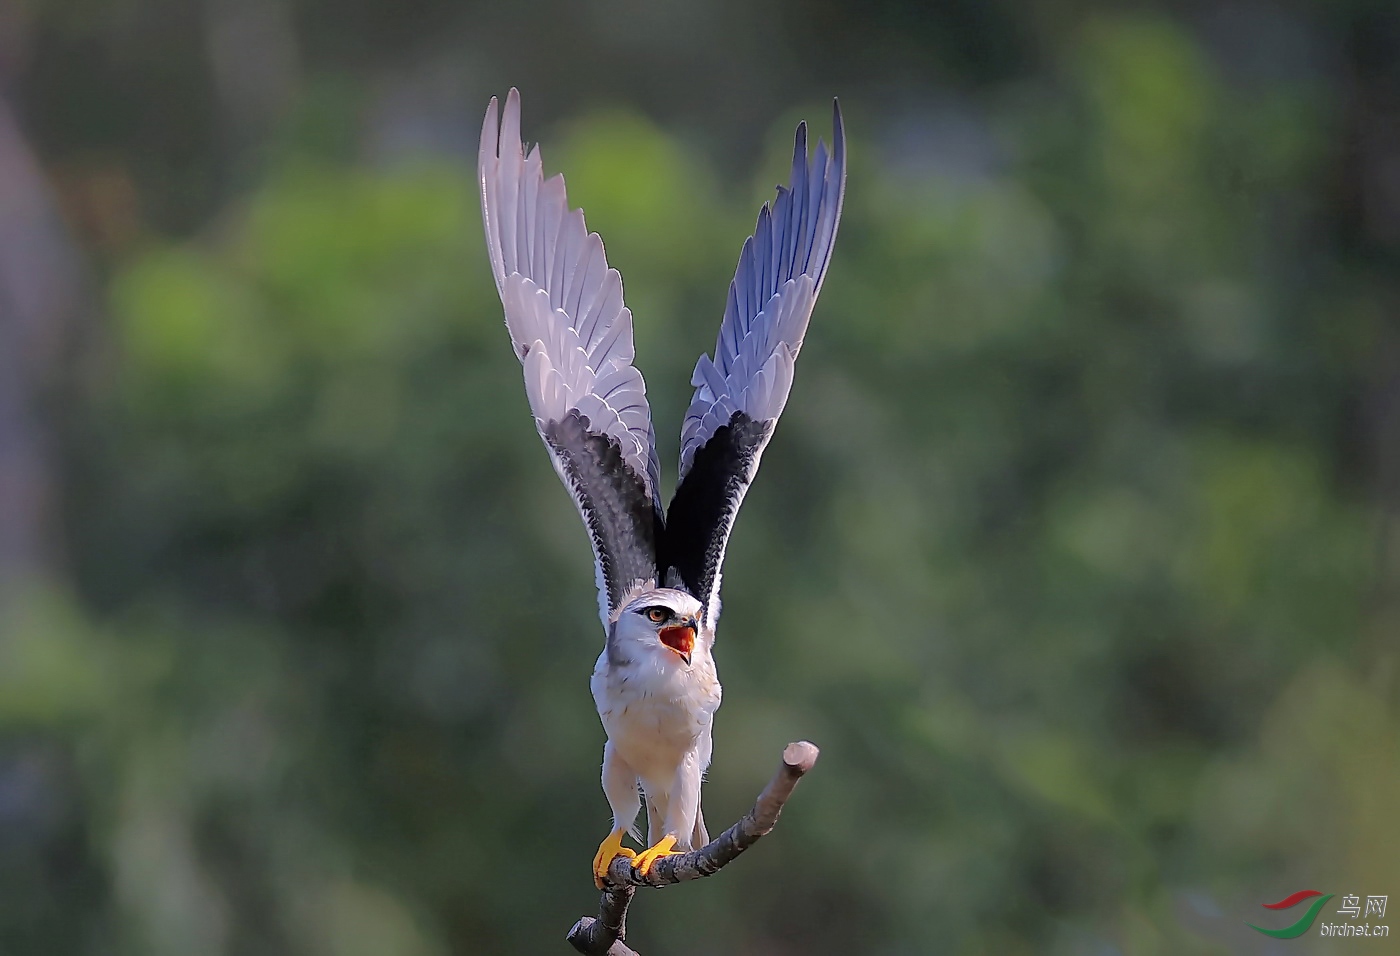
left=647, top=608, right=668, bottom=623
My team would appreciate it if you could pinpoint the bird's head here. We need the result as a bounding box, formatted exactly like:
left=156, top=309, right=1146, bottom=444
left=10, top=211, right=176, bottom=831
left=614, top=589, right=703, bottom=667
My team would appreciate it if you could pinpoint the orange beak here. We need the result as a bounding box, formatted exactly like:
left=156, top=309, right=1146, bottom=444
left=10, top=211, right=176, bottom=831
left=658, top=624, right=696, bottom=665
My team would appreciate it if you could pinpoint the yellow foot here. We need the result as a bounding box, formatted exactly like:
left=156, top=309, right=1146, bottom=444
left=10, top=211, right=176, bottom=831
left=631, top=835, right=682, bottom=877
left=592, top=829, right=636, bottom=888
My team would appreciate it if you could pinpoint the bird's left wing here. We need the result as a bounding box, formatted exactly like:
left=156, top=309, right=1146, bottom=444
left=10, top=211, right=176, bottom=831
left=480, top=89, right=663, bottom=627
left=661, top=101, right=846, bottom=630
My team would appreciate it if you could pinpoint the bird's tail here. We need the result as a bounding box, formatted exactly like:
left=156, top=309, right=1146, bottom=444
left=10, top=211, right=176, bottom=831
left=646, top=797, right=664, bottom=847
left=691, top=808, right=709, bottom=849
left=644, top=795, right=709, bottom=849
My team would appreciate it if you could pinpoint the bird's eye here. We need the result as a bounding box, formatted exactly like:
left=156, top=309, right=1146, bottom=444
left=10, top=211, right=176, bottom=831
left=646, top=607, right=669, bottom=624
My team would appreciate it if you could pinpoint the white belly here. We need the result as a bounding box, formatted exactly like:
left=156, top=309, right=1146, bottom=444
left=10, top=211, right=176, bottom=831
left=609, top=693, right=703, bottom=782
left=592, top=652, right=720, bottom=789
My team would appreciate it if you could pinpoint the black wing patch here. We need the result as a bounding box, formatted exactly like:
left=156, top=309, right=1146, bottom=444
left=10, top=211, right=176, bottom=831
left=659, top=411, right=773, bottom=623
left=543, top=411, right=663, bottom=615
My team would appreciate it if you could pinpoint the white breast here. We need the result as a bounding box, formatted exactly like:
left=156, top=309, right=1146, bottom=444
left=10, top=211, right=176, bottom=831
left=591, top=649, right=721, bottom=789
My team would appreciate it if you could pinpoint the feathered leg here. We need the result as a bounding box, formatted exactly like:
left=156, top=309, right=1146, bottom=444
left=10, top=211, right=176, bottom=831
left=592, top=742, right=640, bottom=887
left=691, top=723, right=712, bottom=848
left=663, top=750, right=702, bottom=848
left=633, top=750, right=702, bottom=875
left=691, top=807, right=709, bottom=849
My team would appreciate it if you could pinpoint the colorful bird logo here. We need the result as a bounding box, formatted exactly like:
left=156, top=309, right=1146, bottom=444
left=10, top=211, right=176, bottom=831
left=1246, top=890, right=1335, bottom=939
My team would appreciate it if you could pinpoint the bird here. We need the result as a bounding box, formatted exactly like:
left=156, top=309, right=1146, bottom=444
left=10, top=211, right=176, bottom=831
left=478, top=88, right=844, bottom=888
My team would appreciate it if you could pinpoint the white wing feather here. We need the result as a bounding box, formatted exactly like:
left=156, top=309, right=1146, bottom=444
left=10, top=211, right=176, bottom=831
left=481, top=90, right=662, bottom=625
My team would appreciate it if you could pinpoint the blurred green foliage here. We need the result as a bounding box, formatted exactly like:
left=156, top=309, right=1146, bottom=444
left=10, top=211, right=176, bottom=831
left=3, top=3, right=1399, bottom=954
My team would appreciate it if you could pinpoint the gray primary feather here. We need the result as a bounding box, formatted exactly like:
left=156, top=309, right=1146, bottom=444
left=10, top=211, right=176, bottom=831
left=679, top=102, right=846, bottom=478
left=664, top=101, right=846, bottom=627
left=480, top=90, right=663, bottom=625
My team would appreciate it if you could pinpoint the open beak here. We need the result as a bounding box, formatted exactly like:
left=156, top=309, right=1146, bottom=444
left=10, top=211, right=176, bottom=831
left=658, top=621, right=697, bottom=666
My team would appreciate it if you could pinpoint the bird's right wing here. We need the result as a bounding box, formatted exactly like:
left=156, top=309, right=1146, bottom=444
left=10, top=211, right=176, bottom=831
left=480, top=89, right=662, bottom=627
left=662, top=102, right=846, bottom=630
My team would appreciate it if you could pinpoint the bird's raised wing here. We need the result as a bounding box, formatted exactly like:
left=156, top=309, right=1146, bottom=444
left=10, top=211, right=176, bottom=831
left=480, top=88, right=663, bottom=627
left=661, top=101, right=846, bottom=630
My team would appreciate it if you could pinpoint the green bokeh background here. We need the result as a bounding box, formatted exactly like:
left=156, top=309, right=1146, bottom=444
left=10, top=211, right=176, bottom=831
left=2, top=2, right=1397, bottom=953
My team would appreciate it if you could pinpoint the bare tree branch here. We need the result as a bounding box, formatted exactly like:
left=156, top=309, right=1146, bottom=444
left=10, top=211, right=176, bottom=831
left=566, top=740, right=820, bottom=955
